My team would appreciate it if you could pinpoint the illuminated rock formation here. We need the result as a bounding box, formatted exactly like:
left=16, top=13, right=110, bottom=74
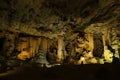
left=57, top=36, right=64, bottom=62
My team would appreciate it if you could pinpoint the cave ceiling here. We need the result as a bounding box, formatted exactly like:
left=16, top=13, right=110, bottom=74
left=0, top=0, right=120, bottom=38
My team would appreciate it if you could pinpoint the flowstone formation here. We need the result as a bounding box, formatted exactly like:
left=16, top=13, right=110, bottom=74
left=0, top=0, right=120, bottom=70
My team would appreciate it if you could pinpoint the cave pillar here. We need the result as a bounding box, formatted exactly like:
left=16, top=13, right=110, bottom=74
left=57, top=36, right=64, bottom=62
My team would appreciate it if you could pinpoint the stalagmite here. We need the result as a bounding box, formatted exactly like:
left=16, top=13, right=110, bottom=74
left=32, top=37, right=52, bottom=67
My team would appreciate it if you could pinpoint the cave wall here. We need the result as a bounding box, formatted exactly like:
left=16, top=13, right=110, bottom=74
left=0, top=0, right=120, bottom=64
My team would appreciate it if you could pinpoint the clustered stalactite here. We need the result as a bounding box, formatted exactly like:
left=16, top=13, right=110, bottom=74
left=0, top=24, right=119, bottom=67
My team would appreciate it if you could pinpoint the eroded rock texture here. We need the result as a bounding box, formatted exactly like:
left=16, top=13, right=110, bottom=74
left=0, top=0, right=120, bottom=68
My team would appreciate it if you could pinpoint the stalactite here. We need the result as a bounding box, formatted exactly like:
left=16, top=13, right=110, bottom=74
left=16, top=37, right=29, bottom=52
left=102, top=29, right=108, bottom=47
left=36, top=38, right=41, bottom=54
left=29, top=37, right=40, bottom=57
left=41, top=37, right=48, bottom=54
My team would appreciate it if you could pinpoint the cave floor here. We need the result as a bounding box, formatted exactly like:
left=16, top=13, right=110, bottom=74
left=0, top=63, right=120, bottom=80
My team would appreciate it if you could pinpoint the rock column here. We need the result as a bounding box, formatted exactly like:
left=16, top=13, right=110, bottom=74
left=57, top=36, right=64, bottom=62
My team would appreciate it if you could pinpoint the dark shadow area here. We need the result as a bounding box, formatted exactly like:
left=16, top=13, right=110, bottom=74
left=0, top=37, right=5, bottom=51
left=0, top=64, right=120, bottom=80
left=95, top=67, right=110, bottom=80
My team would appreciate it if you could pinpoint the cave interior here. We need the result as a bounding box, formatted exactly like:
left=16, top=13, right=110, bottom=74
left=0, top=0, right=120, bottom=79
